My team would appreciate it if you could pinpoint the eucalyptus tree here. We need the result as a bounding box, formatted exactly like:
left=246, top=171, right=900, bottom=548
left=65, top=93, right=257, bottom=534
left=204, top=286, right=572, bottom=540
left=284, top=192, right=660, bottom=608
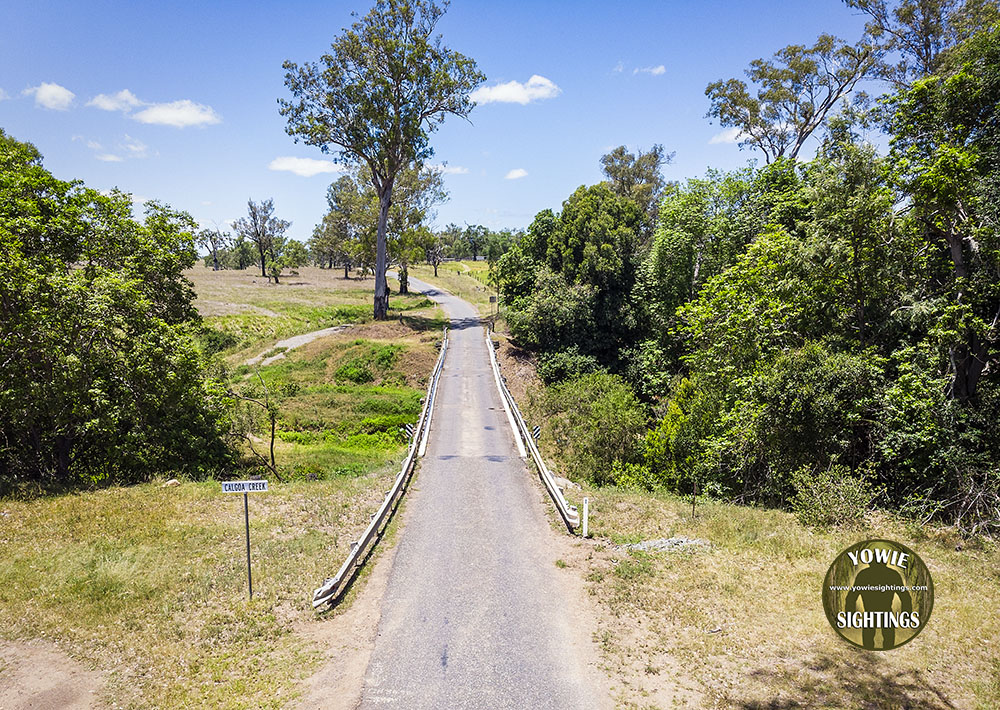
left=843, top=0, right=1000, bottom=87
left=705, top=34, right=879, bottom=162
left=600, top=144, right=673, bottom=236
left=197, top=227, right=228, bottom=271
left=231, top=198, right=290, bottom=279
left=280, top=0, right=484, bottom=319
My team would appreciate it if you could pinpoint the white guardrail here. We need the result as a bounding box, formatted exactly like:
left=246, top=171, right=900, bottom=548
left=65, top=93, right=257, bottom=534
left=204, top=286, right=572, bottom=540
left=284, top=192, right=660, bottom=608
left=485, top=332, right=580, bottom=531
left=312, top=327, right=449, bottom=609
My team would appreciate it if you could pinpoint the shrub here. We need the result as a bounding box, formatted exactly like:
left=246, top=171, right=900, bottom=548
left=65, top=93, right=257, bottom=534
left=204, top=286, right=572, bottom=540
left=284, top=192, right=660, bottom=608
left=612, top=461, right=659, bottom=491
left=507, top=268, right=595, bottom=353
left=0, top=131, right=234, bottom=488
left=537, top=346, right=602, bottom=384
left=333, top=342, right=402, bottom=384
left=791, top=463, right=879, bottom=529
left=334, top=361, right=374, bottom=384
left=198, top=327, right=238, bottom=355
left=537, top=372, right=646, bottom=485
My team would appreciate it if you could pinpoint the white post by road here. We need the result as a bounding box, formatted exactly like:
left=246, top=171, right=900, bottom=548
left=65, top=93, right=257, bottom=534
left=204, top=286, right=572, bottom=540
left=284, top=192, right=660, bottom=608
left=583, top=497, right=589, bottom=538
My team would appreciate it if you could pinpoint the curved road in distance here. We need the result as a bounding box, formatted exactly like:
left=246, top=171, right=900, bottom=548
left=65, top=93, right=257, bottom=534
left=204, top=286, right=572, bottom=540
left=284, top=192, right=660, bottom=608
left=359, top=275, right=605, bottom=709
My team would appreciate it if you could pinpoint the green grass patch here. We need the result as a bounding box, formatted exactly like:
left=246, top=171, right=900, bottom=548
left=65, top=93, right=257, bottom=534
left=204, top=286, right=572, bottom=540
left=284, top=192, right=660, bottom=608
left=0, top=475, right=397, bottom=708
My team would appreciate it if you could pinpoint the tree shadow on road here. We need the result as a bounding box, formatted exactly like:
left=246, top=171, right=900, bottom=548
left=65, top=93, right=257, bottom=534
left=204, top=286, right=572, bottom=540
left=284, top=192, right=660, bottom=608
left=446, top=316, right=483, bottom=331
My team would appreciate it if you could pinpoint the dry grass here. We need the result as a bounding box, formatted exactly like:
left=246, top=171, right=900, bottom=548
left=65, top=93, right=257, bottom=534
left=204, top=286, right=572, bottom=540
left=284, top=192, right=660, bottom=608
left=187, top=266, right=442, bottom=362
left=558, top=485, right=1000, bottom=709
left=409, top=261, right=497, bottom=316
left=0, top=473, right=400, bottom=708
left=0, top=266, right=446, bottom=708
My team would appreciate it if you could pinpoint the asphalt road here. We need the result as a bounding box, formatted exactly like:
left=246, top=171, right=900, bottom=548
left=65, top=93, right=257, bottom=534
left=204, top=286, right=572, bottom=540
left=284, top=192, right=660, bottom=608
left=358, top=276, right=602, bottom=709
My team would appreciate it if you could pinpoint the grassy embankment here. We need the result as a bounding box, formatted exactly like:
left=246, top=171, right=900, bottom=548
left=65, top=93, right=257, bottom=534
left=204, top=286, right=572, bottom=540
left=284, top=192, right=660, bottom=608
left=0, top=266, right=445, bottom=708
left=568, top=487, right=1000, bottom=709
left=190, top=265, right=446, bottom=478
left=487, top=341, right=1000, bottom=709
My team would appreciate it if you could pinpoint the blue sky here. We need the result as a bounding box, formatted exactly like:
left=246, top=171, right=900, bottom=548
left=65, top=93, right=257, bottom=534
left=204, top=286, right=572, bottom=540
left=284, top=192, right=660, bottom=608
left=1, top=1, right=872, bottom=243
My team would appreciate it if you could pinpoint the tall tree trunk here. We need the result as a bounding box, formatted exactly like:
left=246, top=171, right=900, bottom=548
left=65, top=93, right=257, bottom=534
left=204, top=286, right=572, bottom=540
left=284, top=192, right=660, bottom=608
left=950, top=335, right=987, bottom=403
left=258, top=243, right=267, bottom=278
left=269, top=413, right=276, bottom=473
left=399, top=265, right=409, bottom=294
left=433, top=261, right=438, bottom=277
left=374, top=187, right=392, bottom=320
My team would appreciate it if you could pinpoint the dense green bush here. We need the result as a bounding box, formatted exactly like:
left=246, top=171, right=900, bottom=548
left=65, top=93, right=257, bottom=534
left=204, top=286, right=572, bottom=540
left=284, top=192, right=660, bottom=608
left=535, top=372, right=646, bottom=485
left=536, top=346, right=602, bottom=384
left=506, top=268, right=595, bottom=353
left=791, top=463, right=879, bottom=529
left=492, top=26, right=1000, bottom=535
left=0, top=130, right=233, bottom=489
left=333, top=341, right=402, bottom=384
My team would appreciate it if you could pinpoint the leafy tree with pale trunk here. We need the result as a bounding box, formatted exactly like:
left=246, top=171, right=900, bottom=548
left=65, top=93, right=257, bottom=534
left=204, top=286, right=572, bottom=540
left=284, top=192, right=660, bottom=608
left=600, top=144, right=674, bottom=237
left=197, top=227, right=228, bottom=271
left=280, top=0, right=484, bottom=320
left=706, top=33, right=879, bottom=162
left=843, top=0, right=1000, bottom=87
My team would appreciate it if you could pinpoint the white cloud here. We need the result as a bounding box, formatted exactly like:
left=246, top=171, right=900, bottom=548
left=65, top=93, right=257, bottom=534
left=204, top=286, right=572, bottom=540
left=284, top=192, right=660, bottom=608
left=0, top=88, right=9, bottom=101
left=23, top=82, right=75, bottom=110
left=121, top=134, right=148, bottom=158
left=96, top=153, right=123, bottom=162
left=87, top=89, right=143, bottom=112
left=132, top=100, right=221, bottom=128
left=432, top=163, right=469, bottom=175
left=504, top=168, right=528, bottom=180
left=709, top=127, right=744, bottom=144
left=634, top=65, right=666, bottom=76
left=268, top=156, right=344, bottom=177
left=471, top=75, right=561, bottom=105
left=612, top=61, right=624, bottom=74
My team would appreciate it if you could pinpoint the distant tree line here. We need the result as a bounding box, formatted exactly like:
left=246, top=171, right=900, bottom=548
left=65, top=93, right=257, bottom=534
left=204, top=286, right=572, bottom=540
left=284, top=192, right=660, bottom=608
left=307, top=160, right=519, bottom=291
left=198, top=199, right=310, bottom=282
left=496, top=2, right=1000, bottom=535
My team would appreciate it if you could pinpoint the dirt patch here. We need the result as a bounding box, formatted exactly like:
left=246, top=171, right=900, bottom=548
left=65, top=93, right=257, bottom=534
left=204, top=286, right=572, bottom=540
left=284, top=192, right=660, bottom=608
left=0, top=640, right=103, bottom=709
left=294, top=499, right=405, bottom=709
left=194, top=300, right=282, bottom=318
left=395, top=345, right=438, bottom=388
left=351, top=319, right=440, bottom=343
left=547, top=525, right=705, bottom=708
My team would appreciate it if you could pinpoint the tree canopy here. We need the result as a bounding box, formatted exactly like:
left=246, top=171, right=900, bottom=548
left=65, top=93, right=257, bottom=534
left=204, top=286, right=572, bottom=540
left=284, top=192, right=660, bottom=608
left=706, top=33, right=878, bottom=162
left=0, top=130, right=232, bottom=489
left=280, top=0, right=484, bottom=319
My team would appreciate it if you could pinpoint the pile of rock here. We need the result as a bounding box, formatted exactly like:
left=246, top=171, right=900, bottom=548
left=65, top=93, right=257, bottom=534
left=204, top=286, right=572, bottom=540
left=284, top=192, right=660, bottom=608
left=625, top=536, right=710, bottom=553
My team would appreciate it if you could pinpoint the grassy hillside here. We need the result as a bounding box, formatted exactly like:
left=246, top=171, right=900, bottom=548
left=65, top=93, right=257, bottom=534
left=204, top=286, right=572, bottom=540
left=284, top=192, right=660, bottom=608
left=0, top=266, right=444, bottom=708
left=188, top=265, right=440, bottom=363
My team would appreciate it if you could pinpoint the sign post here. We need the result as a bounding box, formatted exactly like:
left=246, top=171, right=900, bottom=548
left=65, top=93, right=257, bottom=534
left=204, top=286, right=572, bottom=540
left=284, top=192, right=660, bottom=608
left=222, top=480, right=268, bottom=599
